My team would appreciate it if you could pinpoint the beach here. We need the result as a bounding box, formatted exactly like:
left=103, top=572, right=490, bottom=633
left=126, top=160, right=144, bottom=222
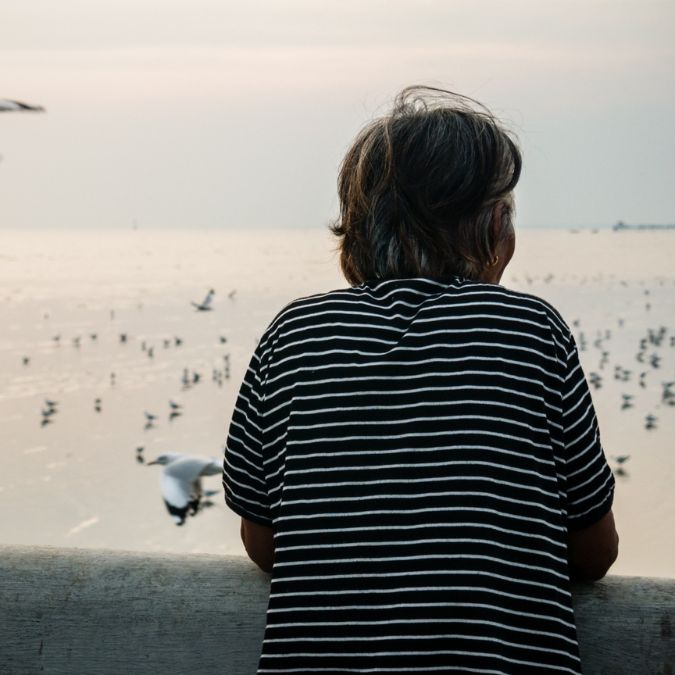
left=0, top=227, right=673, bottom=577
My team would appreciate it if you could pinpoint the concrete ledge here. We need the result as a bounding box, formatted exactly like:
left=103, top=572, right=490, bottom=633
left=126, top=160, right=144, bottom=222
left=0, top=545, right=673, bottom=674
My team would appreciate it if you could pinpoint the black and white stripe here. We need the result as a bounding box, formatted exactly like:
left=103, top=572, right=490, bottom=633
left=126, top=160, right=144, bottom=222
left=224, top=277, right=614, bottom=675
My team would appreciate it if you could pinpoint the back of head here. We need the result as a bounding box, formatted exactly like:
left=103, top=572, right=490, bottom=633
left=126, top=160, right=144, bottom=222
left=331, top=85, right=521, bottom=284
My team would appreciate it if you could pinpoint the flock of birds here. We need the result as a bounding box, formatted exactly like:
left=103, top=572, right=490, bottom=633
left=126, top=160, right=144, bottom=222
left=567, top=294, right=673, bottom=478
left=22, top=273, right=675, bottom=526
left=27, top=289, right=236, bottom=526
left=499, top=272, right=673, bottom=480
left=4, top=96, right=236, bottom=528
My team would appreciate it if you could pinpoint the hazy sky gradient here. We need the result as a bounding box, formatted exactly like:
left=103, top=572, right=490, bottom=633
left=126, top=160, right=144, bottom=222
left=1, top=0, right=673, bottom=228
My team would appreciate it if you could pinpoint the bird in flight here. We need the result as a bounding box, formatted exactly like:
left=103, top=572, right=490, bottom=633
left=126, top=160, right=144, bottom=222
left=0, top=99, right=45, bottom=112
left=147, top=453, right=222, bottom=525
left=191, top=289, right=215, bottom=311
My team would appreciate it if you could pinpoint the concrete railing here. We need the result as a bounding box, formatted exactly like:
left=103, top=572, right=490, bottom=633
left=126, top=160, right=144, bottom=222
left=0, top=545, right=673, bottom=674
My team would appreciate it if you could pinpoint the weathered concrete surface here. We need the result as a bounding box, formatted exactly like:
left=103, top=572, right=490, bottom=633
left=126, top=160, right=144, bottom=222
left=572, top=573, right=674, bottom=675
left=0, top=546, right=269, bottom=675
left=0, top=545, right=673, bottom=675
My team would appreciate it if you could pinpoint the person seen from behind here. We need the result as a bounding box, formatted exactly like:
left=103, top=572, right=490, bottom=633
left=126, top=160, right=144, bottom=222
left=224, top=85, right=619, bottom=674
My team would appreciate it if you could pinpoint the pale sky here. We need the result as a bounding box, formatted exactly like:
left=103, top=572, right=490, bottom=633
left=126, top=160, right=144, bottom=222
left=1, top=0, right=673, bottom=229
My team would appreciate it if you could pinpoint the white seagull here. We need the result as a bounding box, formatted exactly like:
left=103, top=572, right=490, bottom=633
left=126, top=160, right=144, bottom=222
left=147, top=453, right=222, bottom=525
left=191, top=289, right=214, bottom=311
left=0, top=99, right=45, bottom=112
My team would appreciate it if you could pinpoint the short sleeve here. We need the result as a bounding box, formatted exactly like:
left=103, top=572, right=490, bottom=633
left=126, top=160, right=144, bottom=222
left=561, top=336, right=615, bottom=531
left=223, top=346, right=273, bottom=527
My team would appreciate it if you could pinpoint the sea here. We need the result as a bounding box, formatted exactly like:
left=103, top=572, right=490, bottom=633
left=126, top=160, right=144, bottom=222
left=0, top=227, right=673, bottom=578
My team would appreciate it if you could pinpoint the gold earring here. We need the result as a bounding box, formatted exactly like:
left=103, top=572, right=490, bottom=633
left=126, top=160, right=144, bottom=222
left=486, top=255, right=499, bottom=268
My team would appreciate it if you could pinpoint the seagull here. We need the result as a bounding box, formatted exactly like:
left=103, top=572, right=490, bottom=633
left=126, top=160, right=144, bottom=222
left=611, top=455, right=631, bottom=465
left=191, top=289, right=215, bottom=311
left=144, top=411, right=157, bottom=424
left=147, top=453, right=222, bottom=525
left=136, top=446, right=145, bottom=464
left=588, top=372, right=603, bottom=390
left=41, top=400, right=57, bottom=426
left=94, top=398, right=102, bottom=413
left=620, top=394, right=634, bottom=410
left=169, top=400, right=183, bottom=421
left=0, top=99, right=45, bottom=112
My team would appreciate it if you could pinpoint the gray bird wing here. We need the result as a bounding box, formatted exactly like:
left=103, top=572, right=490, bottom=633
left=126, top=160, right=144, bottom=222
left=199, top=459, right=223, bottom=476
left=201, top=291, right=214, bottom=309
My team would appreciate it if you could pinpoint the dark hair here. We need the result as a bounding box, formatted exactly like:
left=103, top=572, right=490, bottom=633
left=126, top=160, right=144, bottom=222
left=330, top=85, right=522, bottom=285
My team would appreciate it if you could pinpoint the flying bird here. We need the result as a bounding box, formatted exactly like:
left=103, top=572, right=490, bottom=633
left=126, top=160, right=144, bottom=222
left=191, top=289, right=215, bottom=311
left=645, top=414, right=658, bottom=430
left=611, top=455, right=631, bottom=465
left=144, top=411, right=157, bottom=429
left=168, top=400, right=183, bottom=421
left=147, top=453, right=222, bottom=525
left=0, top=99, right=45, bottom=112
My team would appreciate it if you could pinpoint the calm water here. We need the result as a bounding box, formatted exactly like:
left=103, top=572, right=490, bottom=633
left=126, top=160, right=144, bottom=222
left=0, top=228, right=673, bottom=577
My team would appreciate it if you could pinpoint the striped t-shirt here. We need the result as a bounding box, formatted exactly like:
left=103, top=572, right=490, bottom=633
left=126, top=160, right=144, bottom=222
left=224, top=277, right=615, bottom=675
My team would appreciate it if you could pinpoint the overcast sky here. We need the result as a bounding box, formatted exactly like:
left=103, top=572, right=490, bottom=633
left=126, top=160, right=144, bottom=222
left=1, top=0, right=673, bottom=229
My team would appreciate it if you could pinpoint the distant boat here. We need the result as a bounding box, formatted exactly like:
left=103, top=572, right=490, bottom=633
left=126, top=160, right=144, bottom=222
left=613, top=221, right=675, bottom=231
